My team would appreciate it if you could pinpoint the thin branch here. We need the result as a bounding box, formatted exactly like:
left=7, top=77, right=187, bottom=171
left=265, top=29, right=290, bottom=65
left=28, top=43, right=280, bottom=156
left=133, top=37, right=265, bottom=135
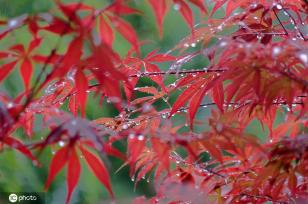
left=169, top=151, right=226, bottom=178
left=237, top=193, right=288, bottom=204
left=20, top=0, right=113, bottom=119
left=22, top=0, right=86, bottom=112
left=273, top=9, right=289, bottom=36
left=282, top=8, right=307, bottom=41
left=177, top=101, right=304, bottom=112
left=129, top=68, right=226, bottom=77
left=236, top=32, right=287, bottom=37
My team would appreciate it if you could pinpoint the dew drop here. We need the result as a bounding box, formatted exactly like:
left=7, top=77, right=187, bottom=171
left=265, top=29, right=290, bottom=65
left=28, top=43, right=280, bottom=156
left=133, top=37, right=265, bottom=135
left=137, top=135, right=145, bottom=141
left=170, top=83, right=176, bottom=88
left=104, top=72, right=111, bottom=77
left=122, top=124, right=129, bottom=129
left=238, top=21, right=245, bottom=27
left=219, top=41, right=227, bottom=47
left=6, top=102, right=14, bottom=108
left=45, top=83, right=57, bottom=95
left=67, top=68, right=76, bottom=82
left=298, top=53, right=308, bottom=64
left=251, top=3, right=258, bottom=9
left=71, top=119, right=77, bottom=126
left=129, top=133, right=135, bottom=139
left=191, top=43, right=196, bottom=47
left=276, top=4, right=282, bottom=10
left=58, top=141, right=65, bottom=147
left=272, top=46, right=281, bottom=56
left=142, top=103, right=152, bottom=112
left=173, top=3, right=181, bottom=11
left=8, top=19, right=18, bottom=27
left=216, top=123, right=223, bottom=132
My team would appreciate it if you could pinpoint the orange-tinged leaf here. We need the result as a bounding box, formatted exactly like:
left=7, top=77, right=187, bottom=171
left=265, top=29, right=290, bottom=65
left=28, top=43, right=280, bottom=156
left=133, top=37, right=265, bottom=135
left=146, top=53, right=176, bottom=62
left=127, top=135, right=146, bottom=165
left=288, top=170, right=297, bottom=194
left=188, top=85, right=207, bottom=128
left=134, top=86, right=159, bottom=95
left=212, top=82, right=224, bottom=113
left=192, top=75, right=223, bottom=126
left=151, top=137, right=170, bottom=174
left=135, top=162, right=156, bottom=183
left=170, top=80, right=205, bottom=117
left=66, top=148, right=81, bottom=204
left=225, top=0, right=241, bottom=17
left=200, top=141, right=223, bottom=163
left=79, top=145, right=114, bottom=198
left=45, top=146, right=69, bottom=190
left=144, top=63, right=166, bottom=92
left=271, top=176, right=286, bottom=198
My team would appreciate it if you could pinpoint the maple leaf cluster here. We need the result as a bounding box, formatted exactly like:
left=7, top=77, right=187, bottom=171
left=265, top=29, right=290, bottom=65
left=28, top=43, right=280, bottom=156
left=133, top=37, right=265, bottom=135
left=0, top=0, right=307, bottom=203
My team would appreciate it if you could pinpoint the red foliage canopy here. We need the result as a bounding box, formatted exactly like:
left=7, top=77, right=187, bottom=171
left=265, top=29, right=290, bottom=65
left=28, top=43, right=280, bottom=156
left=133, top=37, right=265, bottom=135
left=0, top=0, right=307, bottom=203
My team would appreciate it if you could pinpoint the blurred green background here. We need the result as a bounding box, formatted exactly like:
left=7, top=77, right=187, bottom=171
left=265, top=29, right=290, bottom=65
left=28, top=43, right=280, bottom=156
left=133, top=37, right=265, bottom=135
left=0, top=0, right=273, bottom=203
